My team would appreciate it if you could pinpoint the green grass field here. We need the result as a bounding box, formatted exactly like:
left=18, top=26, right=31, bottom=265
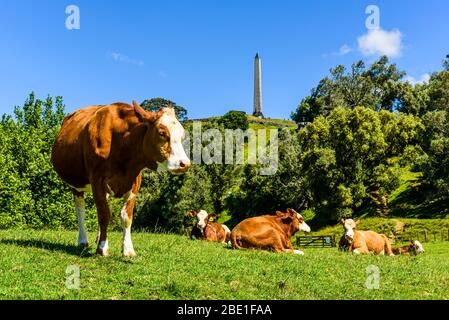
left=1, top=229, right=448, bottom=300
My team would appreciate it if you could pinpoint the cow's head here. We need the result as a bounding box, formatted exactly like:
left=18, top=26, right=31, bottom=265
left=277, top=208, right=311, bottom=235
left=341, top=218, right=359, bottom=243
left=133, top=101, right=190, bottom=175
left=411, top=240, right=424, bottom=254
left=188, top=210, right=215, bottom=235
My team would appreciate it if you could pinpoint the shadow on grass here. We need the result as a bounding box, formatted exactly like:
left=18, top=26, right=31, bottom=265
left=0, top=239, right=94, bottom=257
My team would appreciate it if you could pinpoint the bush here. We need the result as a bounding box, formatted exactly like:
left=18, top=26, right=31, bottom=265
left=217, top=111, right=248, bottom=130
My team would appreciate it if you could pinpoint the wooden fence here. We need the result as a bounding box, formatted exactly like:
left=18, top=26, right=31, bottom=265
left=296, top=235, right=337, bottom=248
left=395, top=229, right=449, bottom=243
left=296, top=230, right=449, bottom=248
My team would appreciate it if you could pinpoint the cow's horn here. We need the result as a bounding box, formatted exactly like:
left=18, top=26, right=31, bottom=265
left=133, top=100, right=149, bottom=121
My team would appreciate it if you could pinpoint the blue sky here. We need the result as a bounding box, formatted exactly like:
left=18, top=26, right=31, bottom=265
left=0, top=0, right=448, bottom=120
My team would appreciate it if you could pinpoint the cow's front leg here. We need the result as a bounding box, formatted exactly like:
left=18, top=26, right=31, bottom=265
left=121, top=175, right=141, bottom=257
left=92, top=179, right=111, bottom=256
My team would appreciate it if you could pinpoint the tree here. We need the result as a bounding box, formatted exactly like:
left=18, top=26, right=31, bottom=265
left=0, top=93, right=98, bottom=230
left=217, top=110, right=248, bottom=130
left=141, top=97, right=188, bottom=121
left=291, top=56, right=406, bottom=123
left=443, top=54, right=449, bottom=71
left=298, top=107, right=423, bottom=222
left=419, top=110, right=449, bottom=200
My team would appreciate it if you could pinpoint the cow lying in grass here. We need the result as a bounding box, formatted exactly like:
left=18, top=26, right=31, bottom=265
left=189, top=210, right=231, bottom=244
left=392, top=240, right=425, bottom=256
left=231, top=208, right=311, bottom=255
left=340, top=218, right=394, bottom=256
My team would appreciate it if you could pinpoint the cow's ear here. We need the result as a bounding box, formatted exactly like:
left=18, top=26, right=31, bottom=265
left=287, top=208, right=297, bottom=217
left=355, top=220, right=361, bottom=226
left=281, top=215, right=293, bottom=224
left=340, top=218, right=345, bottom=225
left=207, top=214, right=217, bottom=221
left=186, top=210, right=197, bottom=217
left=275, top=211, right=285, bottom=217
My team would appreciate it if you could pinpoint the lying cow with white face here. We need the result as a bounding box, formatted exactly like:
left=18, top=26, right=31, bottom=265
left=231, top=208, right=311, bottom=255
left=189, top=210, right=231, bottom=244
left=392, top=240, right=424, bottom=256
left=341, top=218, right=394, bottom=256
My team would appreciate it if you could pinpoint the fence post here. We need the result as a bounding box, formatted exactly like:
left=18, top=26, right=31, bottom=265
left=433, top=232, right=437, bottom=242
left=424, top=230, right=428, bottom=242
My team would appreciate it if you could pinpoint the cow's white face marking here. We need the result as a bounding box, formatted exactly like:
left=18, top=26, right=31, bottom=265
left=196, top=210, right=209, bottom=234
left=297, top=214, right=311, bottom=233
left=343, top=219, right=357, bottom=242
left=157, top=109, right=190, bottom=174
left=413, top=240, right=424, bottom=253
left=294, top=249, right=305, bottom=255
left=121, top=192, right=136, bottom=257
left=74, top=195, right=88, bottom=246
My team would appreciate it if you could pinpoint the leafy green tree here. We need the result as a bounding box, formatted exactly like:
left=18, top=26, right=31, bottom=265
left=141, top=97, right=188, bottom=121
left=0, top=93, right=98, bottom=230
left=291, top=56, right=406, bottom=122
left=217, top=110, right=248, bottom=130
left=298, top=107, right=423, bottom=222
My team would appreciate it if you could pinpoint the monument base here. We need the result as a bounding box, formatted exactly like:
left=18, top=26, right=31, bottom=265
left=252, top=112, right=264, bottom=119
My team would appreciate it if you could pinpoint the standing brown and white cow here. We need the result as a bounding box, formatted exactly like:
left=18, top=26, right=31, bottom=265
left=52, top=101, right=190, bottom=256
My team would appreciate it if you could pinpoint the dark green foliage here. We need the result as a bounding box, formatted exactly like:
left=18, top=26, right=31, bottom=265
left=217, top=111, right=249, bottom=130
left=291, top=56, right=407, bottom=123
left=141, top=97, right=188, bottom=121
left=0, top=93, right=98, bottom=229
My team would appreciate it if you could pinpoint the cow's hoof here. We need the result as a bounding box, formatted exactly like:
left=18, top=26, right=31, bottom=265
left=96, top=248, right=110, bottom=256
left=123, top=250, right=136, bottom=257
left=294, top=250, right=305, bottom=255
left=78, top=242, right=89, bottom=249
left=96, top=240, right=110, bottom=256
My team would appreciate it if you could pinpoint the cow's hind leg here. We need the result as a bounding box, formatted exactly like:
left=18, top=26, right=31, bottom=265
left=73, top=190, right=88, bottom=249
left=121, top=175, right=141, bottom=257
left=92, top=179, right=111, bottom=256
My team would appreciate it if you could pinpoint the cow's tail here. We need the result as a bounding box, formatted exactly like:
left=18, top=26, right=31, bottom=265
left=382, top=234, right=394, bottom=256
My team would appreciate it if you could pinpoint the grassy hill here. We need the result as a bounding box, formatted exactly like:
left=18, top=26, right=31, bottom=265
left=1, top=229, right=449, bottom=300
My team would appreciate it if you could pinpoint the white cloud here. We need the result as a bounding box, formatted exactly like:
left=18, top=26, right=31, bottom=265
left=323, top=44, right=353, bottom=58
left=109, top=52, right=144, bottom=66
left=158, top=71, right=168, bottom=78
left=357, top=28, right=403, bottom=58
left=404, top=73, right=430, bottom=86
left=338, top=44, right=353, bottom=55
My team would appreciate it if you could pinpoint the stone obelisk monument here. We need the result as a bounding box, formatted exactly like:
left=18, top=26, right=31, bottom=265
left=253, top=53, right=264, bottom=118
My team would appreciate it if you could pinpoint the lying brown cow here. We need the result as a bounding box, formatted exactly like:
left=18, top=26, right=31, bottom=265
left=231, top=208, right=311, bottom=255
left=392, top=240, right=424, bottom=256
left=189, top=210, right=231, bottom=243
left=341, top=218, right=394, bottom=256
left=52, top=101, right=190, bottom=256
